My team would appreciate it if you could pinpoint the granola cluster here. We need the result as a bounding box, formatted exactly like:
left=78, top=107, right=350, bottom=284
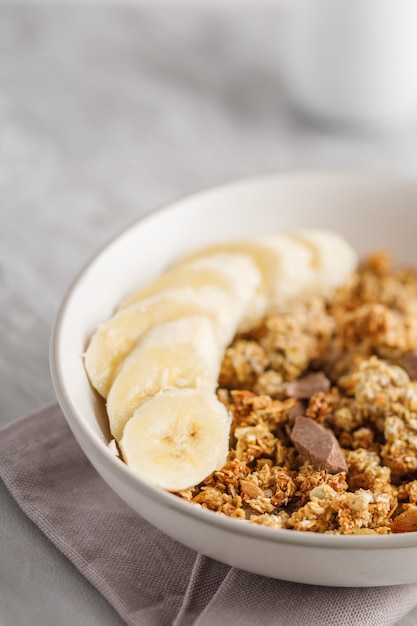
left=176, top=252, right=417, bottom=534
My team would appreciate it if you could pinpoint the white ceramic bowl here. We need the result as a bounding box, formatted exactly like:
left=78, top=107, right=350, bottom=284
left=51, top=171, right=417, bottom=587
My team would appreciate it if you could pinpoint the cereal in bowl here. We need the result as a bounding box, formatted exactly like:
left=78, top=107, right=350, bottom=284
left=84, top=230, right=417, bottom=533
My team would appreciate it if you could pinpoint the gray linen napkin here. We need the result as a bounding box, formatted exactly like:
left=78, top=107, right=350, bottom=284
left=2, top=405, right=417, bottom=626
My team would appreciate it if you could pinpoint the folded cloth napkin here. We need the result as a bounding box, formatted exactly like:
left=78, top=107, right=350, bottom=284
left=2, top=405, right=417, bottom=626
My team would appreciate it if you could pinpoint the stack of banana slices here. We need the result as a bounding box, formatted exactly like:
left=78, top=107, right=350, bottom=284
left=84, top=229, right=358, bottom=492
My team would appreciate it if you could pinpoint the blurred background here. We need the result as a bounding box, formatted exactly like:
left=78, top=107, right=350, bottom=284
left=4, top=0, right=417, bottom=422
left=3, top=0, right=417, bottom=419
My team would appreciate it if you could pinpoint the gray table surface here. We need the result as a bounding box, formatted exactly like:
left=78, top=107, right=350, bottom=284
left=2, top=4, right=417, bottom=625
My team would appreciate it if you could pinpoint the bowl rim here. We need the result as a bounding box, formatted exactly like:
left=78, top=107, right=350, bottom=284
left=50, top=168, right=417, bottom=550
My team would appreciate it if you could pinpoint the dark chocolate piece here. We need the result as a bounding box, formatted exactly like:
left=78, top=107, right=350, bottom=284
left=398, top=352, right=417, bottom=381
left=290, top=415, right=348, bottom=474
left=285, top=372, right=331, bottom=399
left=288, top=400, right=307, bottom=426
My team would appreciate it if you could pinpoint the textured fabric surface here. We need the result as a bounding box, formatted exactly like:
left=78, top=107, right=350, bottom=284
left=1, top=404, right=417, bottom=626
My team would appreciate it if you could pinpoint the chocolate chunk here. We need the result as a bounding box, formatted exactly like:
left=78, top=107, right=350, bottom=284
left=288, top=400, right=307, bottom=426
left=398, top=352, right=417, bottom=380
left=290, top=415, right=348, bottom=474
left=285, top=372, right=331, bottom=399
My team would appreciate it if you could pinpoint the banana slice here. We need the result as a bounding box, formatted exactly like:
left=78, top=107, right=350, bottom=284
left=286, top=229, right=358, bottom=296
left=119, top=252, right=263, bottom=319
left=173, top=236, right=317, bottom=312
left=106, top=315, right=220, bottom=440
left=174, top=231, right=358, bottom=312
left=119, top=387, right=232, bottom=492
left=254, top=235, right=317, bottom=309
left=85, top=285, right=242, bottom=398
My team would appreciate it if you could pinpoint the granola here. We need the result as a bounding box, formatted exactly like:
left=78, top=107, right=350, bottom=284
left=176, top=252, right=417, bottom=534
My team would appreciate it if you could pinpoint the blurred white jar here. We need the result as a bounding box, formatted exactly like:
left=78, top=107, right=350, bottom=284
left=282, top=0, right=417, bottom=131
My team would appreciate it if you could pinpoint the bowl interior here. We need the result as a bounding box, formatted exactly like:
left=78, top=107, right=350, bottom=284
left=51, top=170, right=417, bottom=560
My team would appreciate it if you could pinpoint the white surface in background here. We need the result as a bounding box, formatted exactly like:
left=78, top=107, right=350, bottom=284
left=283, top=0, right=417, bottom=130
